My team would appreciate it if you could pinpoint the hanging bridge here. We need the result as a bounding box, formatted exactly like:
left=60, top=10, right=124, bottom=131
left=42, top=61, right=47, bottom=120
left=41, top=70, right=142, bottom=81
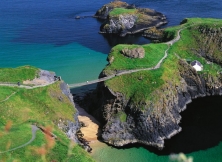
left=68, top=26, right=186, bottom=88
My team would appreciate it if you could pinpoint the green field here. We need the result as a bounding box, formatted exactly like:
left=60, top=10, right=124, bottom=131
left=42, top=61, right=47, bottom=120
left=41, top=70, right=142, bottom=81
left=0, top=67, right=95, bottom=162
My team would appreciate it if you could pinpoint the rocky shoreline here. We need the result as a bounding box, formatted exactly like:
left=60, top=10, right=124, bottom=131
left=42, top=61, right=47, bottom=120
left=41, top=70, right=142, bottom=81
left=95, top=1, right=167, bottom=37
left=58, top=81, right=94, bottom=152
left=83, top=59, right=222, bottom=150
left=76, top=18, right=222, bottom=150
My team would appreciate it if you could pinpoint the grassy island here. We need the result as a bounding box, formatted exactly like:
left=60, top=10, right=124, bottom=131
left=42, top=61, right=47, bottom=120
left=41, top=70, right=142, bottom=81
left=0, top=67, right=94, bottom=162
left=95, top=0, right=167, bottom=36
left=104, top=18, right=222, bottom=104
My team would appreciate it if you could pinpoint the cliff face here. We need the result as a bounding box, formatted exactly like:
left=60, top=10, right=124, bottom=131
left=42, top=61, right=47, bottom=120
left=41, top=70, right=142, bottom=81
left=94, top=59, right=222, bottom=149
left=58, top=82, right=80, bottom=144
left=101, top=14, right=137, bottom=37
left=143, top=27, right=164, bottom=41
left=192, top=25, right=222, bottom=65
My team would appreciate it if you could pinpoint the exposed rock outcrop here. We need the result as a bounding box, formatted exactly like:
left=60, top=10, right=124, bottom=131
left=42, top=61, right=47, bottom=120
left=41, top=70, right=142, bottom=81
left=59, top=82, right=93, bottom=152
left=23, top=70, right=55, bottom=85
left=95, top=1, right=167, bottom=37
left=89, top=59, right=222, bottom=149
left=192, top=25, right=222, bottom=65
left=121, top=47, right=145, bottom=58
left=143, top=27, right=164, bottom=41
left=58, top=82, right=80, bottom=143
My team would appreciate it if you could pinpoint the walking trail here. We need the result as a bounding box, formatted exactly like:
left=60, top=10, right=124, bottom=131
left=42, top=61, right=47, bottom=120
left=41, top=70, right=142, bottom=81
left=69, top=26, right=187, bottom=88
left=0, top=24, right=196, bottom=154
left=0, top=125, right=39, bottom=154
left=0, top=92, right=17, bottom=103
left=71, top=26, right=191, bottom=151
left=0, top=81, right=55, bottom=89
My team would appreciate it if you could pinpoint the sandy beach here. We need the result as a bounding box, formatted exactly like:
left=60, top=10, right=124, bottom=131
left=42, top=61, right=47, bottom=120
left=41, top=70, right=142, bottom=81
left=75, top=103, right=101, bottom=143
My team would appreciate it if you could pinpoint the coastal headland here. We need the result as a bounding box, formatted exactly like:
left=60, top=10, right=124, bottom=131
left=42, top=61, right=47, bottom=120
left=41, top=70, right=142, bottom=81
left=81, top=17, right=222, bottom=150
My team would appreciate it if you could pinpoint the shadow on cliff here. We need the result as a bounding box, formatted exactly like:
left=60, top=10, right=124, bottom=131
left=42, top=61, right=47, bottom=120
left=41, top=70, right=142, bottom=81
left=111, top=95, right=222, bottom=155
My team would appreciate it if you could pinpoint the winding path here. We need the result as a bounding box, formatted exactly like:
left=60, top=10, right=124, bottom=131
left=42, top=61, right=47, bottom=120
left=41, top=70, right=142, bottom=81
left=0, top=92, right=17, bottom=103
left=69, top=28, right=184, bottom=88
left=0, top=81, right=56, bottom=89
left=0, top=25, right=188, bottom=89
left=0, top=125, right=39, bottom=154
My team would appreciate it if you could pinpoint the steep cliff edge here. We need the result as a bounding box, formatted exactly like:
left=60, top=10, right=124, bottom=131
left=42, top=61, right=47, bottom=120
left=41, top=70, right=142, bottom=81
left=88, top=18, right=222, bottom=149
left=95, top=1, right=167, bottom=37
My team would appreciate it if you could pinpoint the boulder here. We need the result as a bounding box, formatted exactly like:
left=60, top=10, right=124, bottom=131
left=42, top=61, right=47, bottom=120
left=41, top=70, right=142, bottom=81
left=121, top=47, right=145, bottom=58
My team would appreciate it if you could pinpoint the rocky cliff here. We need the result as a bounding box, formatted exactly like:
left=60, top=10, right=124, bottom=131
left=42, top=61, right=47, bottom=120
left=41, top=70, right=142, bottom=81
left=84, top=18, right=222, bottom=149
left=93, top=60, right=222, bottom=149
left=143, top=27, right=164, bottom=41
left=95, top=1, right=167, bottom=37
left=59, top=82, right=80, bottom=144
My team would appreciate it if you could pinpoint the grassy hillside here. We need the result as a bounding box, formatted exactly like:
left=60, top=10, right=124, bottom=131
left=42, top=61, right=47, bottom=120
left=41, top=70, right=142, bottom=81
left=104, top=18, right=222, bottom=104
left=0, top=67, right=94, bottom=162
left=0, top=65, right=39, bottom=83
left=103, top=43, right=168, bottom=76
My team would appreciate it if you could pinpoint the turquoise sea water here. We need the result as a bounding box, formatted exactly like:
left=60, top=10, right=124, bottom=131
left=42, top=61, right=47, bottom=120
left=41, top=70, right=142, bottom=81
left=92, top=142, right=222, bottom=162
left=91, top=96, right=222, bottom=162
left=0, top=41, right=107, bottom=83
left=1, top=0, right=222, bottom=161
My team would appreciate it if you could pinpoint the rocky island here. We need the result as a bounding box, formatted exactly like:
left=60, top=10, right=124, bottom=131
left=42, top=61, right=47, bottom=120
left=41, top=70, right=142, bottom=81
left=94, top=0, right=167, bottom=37
left=81, top=18, right=222, bottom=150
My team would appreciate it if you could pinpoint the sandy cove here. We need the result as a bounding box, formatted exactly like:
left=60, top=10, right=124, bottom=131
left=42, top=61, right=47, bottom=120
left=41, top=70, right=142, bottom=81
left=75, top=103, right=101, bottom=143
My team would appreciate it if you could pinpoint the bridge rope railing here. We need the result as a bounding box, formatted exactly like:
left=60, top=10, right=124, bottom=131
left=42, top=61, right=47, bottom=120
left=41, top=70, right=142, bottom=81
left=67, top=23, right=199, bottom=88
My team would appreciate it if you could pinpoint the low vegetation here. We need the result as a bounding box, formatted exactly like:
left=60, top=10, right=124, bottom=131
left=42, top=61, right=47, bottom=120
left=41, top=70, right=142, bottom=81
left=103, top=43, right=168, bottom=76
left=109, top=8, right=136, bottom=17
left=0, top=65, right=39, bottom=83
left=104, top=18, right=222, bottom=105
left=0, top=67, right=95, bottom=161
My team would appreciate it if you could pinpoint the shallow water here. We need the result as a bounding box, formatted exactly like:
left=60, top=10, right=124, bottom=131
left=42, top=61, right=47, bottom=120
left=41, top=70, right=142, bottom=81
left=90, top=96, right=222, bottom=162
left=1, top=0, right=222, bottom=161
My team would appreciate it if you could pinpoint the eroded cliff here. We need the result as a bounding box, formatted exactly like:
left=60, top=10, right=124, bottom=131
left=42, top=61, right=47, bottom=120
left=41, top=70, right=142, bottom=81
left=85, top=18, right=222, bottom=149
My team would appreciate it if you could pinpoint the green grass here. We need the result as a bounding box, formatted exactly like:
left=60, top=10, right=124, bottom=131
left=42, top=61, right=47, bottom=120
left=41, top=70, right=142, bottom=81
left=0, top=82, right=75, bottom=125
left=0, top=86, right=18, bottom=101
left=0, top=124, right=32, bottom=152
left=105, top=69, right=164, bottom=104
left=0, top=124, right=94, bottom=162
left=119, top=112, right=127, bottom=122
left=0, top=66, right=95, bottom=161
left=103, top=43, right=168, bottom=76
left=104, top=18, right=222, bottom=106
left=109, top=8, right=136, bottom=17
left=0, top=65, right=39, bottom=83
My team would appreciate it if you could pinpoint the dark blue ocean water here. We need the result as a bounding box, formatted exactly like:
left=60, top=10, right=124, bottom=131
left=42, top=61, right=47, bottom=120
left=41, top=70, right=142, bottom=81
left=1, top=0, right=222, bottom=161
left=1, top=0, right=222, bottom=83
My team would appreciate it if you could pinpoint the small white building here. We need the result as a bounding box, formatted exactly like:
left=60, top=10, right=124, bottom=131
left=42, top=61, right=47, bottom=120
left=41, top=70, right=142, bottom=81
left=190, top=60, right=203, bottom=71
